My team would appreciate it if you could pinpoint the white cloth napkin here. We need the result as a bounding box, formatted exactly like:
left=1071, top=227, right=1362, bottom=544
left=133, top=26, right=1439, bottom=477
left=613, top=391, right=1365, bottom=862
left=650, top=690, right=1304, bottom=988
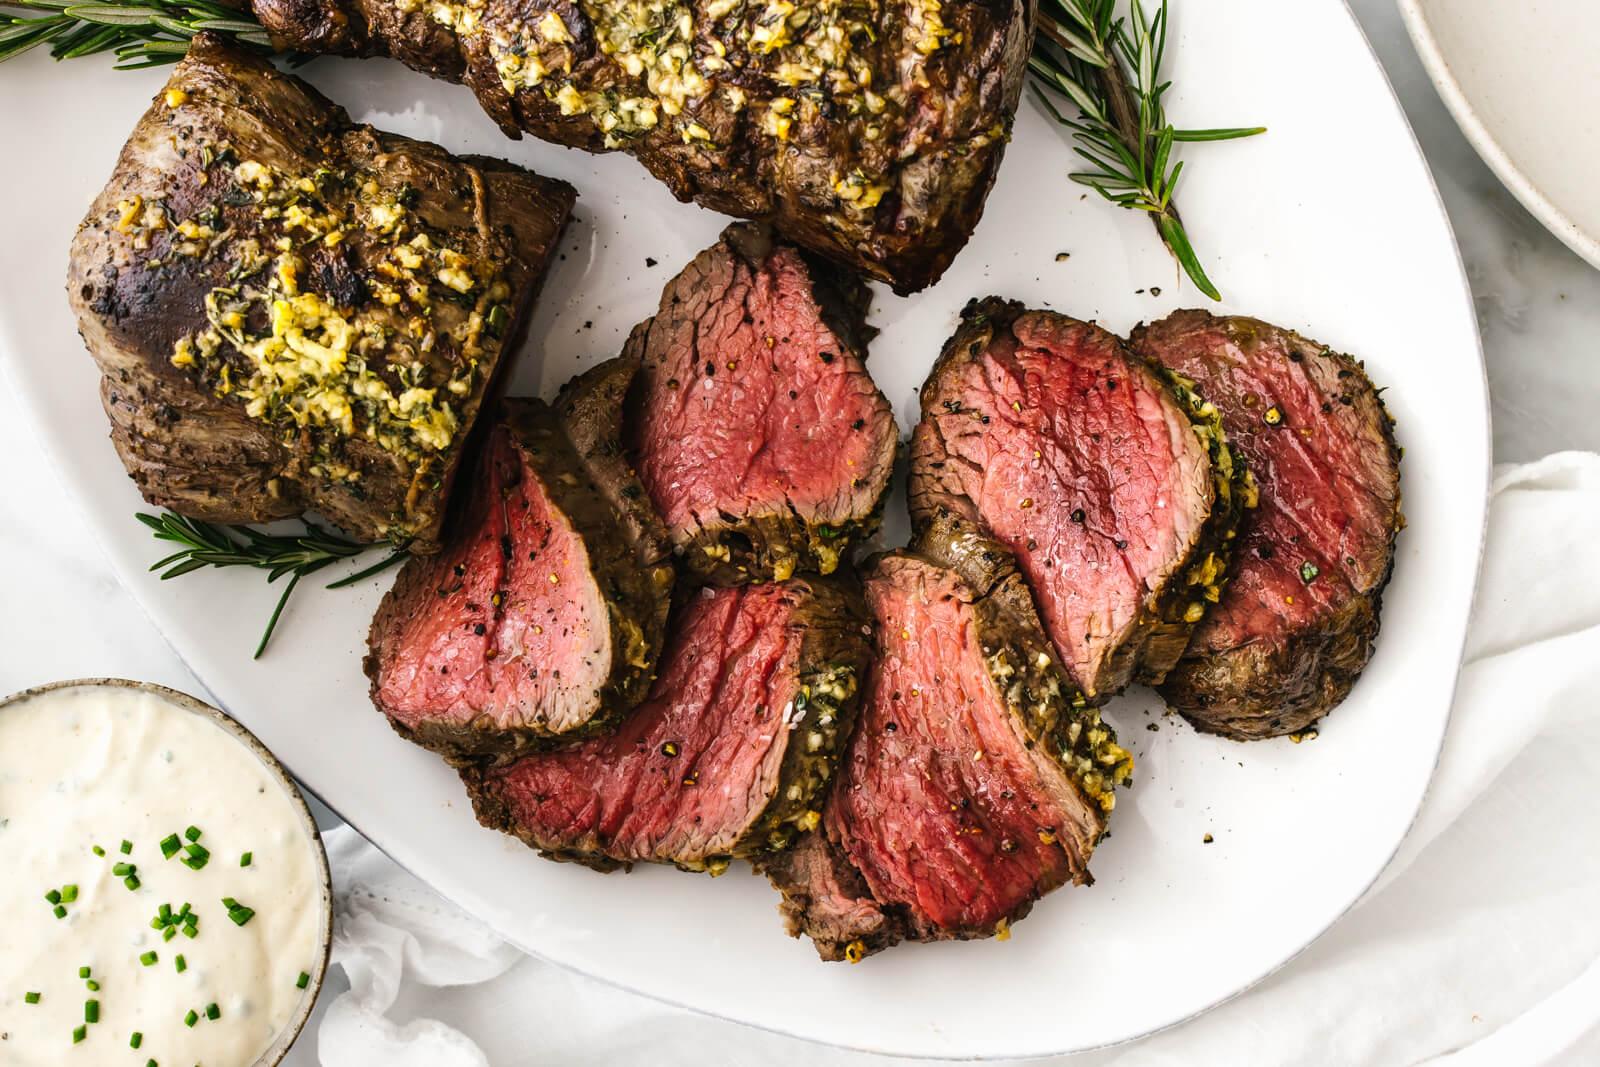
left=303, top=453, right=1600, bottom=1067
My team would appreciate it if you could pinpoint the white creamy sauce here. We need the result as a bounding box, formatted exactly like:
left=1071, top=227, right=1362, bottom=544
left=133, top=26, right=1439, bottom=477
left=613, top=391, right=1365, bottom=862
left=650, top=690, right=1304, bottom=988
left=0, top=686, right=322, bottom=1065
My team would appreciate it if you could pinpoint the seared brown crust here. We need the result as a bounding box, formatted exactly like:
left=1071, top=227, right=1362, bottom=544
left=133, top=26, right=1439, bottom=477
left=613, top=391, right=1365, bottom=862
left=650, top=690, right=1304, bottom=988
left=250, top=0, right=1032, bottom=293
left=909, top=297, right=1245, bottom=700
left=459, top=571, right=873, bottom=872
left=1129, top=311, right=1403, bottom=740
left=68, top=35, right=574, bottom=550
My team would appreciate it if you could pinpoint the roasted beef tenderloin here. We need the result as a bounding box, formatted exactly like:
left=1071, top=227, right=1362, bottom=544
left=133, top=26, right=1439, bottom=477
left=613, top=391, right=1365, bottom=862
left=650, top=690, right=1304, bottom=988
left=1129, top=311, right=1402, bottom=739
left=624, top=224, right=897, bottom=584
left=67, top=35, right=574, bottom=551
left=250, top=0, right=1031, bottom=293
left=367, top=361, right=674, bottom=761
left=909, top=298, right=1245, bottom=701
left=462, top=574, right=872, bottom=872
left=763, top=520, right=1131, bottom=961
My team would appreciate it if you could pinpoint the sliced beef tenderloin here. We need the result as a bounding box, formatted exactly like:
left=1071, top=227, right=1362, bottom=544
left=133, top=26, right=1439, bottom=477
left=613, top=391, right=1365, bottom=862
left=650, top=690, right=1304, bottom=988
left=624, top=224, right=898, bottom=584
left=1129, top=311, right=1403, bottom=739
left=68, top=35, right=574, bottom=550
left=366, top=366, right=674, bottom=761
left=909, top=298, right=1246, bottom=702
left=763, top=520, right=1133, bottom=961
left=462, top=575, right=872, bottom=872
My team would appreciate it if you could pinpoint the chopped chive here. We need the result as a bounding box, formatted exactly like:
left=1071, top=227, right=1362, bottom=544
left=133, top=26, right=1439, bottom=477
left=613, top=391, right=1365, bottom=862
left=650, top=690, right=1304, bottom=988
left=86, top=980, right=99, bottom=992
left=53, top=905, right=67, bottom=919
left=147, top=1060, right=157, bottom=1067
left=295, top=971, right=310, bottom=989
left=174, top=954, right=186, bottom=973
left=140, top=951, right=158, bottom=966
left=162, top=927, right=177, bottom=942
left=61, top=884, right=78, bottom=903
left=149, top=918, right=164, bottom=930
left=79, top=967, right=90, bottom=979
left=177, top=903, right=192, bottom=919
left=204, top=1002, right=219, bottom=1020
left=73, top=1024, right=86, bottom=1043
left=226, top=905, right=255, bottom=927
left=239, top=852, right=252, bottom=867
left=92, top=845, right=105, bottom=857
left=181, top=925, right=197, bottom=939
left=112, top=862, right=134, bottom=877
left=130, top=1031, right=143, bottom=1048
left=158, top=903, right=172, bottom=921
left=159, top=834, right=182, bottom=859
left=85, top=999, right=99, bottom=1023
left=45, top=889, right=61, bottom=905
left=221, top=897, right=237, bottom=909
left=120, top=840, right=133, bottom=855
left=184, top=1009, right=198, bottom=1027
left=124, top=875, right=141, bottom=891
left=184, top=826, right=201, bottom=842
left=25, top=991, right=40, bottom=1003
left=182, top=844, right=210, bottom=870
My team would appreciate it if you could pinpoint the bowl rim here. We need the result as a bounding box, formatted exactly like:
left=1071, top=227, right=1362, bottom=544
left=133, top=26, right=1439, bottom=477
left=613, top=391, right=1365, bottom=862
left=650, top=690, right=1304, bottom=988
left=1397, top=0, right=1600, bottom=271
left=0, top=677, right=335, bottom=1067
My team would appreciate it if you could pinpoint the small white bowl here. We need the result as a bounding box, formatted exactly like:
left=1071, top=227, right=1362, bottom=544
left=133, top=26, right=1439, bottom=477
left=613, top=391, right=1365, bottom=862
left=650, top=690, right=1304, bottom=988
left=0, top=678, right=334, bottom=1067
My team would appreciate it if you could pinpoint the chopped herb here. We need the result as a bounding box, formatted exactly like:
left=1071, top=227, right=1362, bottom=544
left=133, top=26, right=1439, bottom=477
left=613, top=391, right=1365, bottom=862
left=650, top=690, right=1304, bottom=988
left=296, top=971, right=310, bottom=989
left=184, top=1009, right=198, bottom=1028
left=162, top=926, right=177, bottom=942
left=78, top=967, right=90, bottom=979
left=61, top=884, right=78, bottom=903
left=85, top=999, right=99, bottom=1023
left=131, top=1032, right=143, bottom=1049
left=45, top=889, right=61, bottom=905
left=174, top=954, right=187, bottom=973
left=182, top=844, right=210, bottom=870
left=205, top=1002, right=220, bottom=1020
left=112, top=862, right=134, bottom=877
left=92, top=845, right=105, bottom=857
left=120, top=840, right=133, bottom=855
left=54, top=904, right=67, bottom=919
left=1300, top=561, right=1320, bottom=583
left=73, top=1025, right=86, bottom=1043
left=140, top=951, right=158, bottom=966
left=86, top=980, right=99, bottom=992
left=225, top=899, right=256, bottom=926
left=158, top=903, right=172, bottom=922
left=25, top=991, right=40, bottom=1004
left=239, top=852, right=252, bottom=867
left=124, top=874, right=141, bottom=891
left=159, top=834, right=182, bottom=859
left=184, top=826, right=201, bottom=842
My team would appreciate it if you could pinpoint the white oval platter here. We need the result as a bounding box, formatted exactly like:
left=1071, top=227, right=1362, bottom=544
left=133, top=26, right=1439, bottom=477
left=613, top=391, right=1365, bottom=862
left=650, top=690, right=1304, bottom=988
left=0, top=0, right=1487, bottom=1056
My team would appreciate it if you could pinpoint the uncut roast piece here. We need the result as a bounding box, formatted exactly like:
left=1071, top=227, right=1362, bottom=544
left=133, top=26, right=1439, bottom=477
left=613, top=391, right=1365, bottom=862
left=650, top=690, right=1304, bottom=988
left=462, top=575, right=873, bottom=872
left=909, top=298, right=1246, bottom=702
left=67, top=35, right=575, bottom=551
left=763, top=520, right=1132, bottom=961
left=249, top=0, right=1028, bottom=294
left=1129, top=311, right=1402, bottom=740
left=367, top=359, right=674, bottom=761
left=623, top=224, right=897, bottom=584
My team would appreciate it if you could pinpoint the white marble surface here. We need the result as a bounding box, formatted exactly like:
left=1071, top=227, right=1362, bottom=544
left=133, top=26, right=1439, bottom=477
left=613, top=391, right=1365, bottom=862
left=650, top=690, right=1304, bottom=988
left=1, top=0, right=1596, bottom=1062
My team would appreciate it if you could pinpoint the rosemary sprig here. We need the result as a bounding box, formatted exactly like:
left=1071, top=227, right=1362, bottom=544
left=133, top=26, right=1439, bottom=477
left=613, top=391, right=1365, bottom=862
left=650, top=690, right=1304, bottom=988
left=137, top=511, right=408, bottom=658
left=1030, top=0, right=1265, bottom=300
left=0, top=0, right=273, bottom=69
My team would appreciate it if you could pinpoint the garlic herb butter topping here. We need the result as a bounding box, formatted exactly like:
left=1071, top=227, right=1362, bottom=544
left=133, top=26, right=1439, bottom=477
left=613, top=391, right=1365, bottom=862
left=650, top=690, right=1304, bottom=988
left=0, top=686, right=321, bottom=1065
left=406, top=0, right=955, bottom=203
left=128, top=148, right=513, bottom=492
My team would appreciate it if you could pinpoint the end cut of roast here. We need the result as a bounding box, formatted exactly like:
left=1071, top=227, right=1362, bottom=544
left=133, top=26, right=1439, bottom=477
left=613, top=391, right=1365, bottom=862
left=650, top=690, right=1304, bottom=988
left=763, top=520, right=1132, bottom=961
left=1130, top=311, right=1402, bottom=740
left=909, top=298, right=1245, bottom=702
left=250, top=0, right=1030, bottom=293
left=67, top=35, right=575, bottom=551
left=624, top=225, right=897, bottom=584
left=366, top=359, right=674, bottom=761
left=462, top=575, right=872, bottom=872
